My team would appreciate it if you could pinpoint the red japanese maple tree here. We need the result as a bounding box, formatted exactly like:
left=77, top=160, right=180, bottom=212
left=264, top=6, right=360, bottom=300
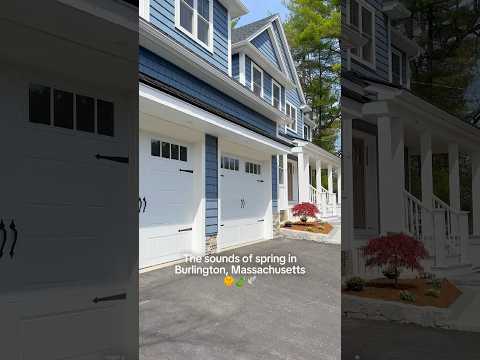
left=364, top=233, right=428, bottom=286
left=292, top=202, right=319, bottom=222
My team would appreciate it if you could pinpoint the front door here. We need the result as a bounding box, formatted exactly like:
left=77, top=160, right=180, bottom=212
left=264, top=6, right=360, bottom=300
left=287, top=162, right=294, bottom=201
left=353, top=138, right=366, bottom=228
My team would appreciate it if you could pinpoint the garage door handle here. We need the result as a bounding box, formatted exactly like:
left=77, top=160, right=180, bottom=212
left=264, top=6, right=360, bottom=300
left=178, top=227, right=192, bottom=232
left=93, top=293, right=127, bottom=304
left=142, top=197, right=147, bottom=213
left=179, top=169, right=193, bottom=174
left=257, top=180, right=264, bottom=183
left=9, top=220, right=17, bottom=258
left=0, top=220, right=6, bottom=258
left=95, top=154, right=129, bottom=164
left=138, top=198, right=142, bottom=213
left=257, top=219, right=264, bottom=222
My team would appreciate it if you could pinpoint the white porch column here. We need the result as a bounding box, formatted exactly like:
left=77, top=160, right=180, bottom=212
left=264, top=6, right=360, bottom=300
left=473, top=152, right=480, bottom=236
left=337, top=167, right=342, bottom=204
left=448, top=143, right=461, bottom=211
left=297, top=151, right=310, bottom=203
left=377, top=117, right=404, bottom=234
left=315, top=160, right=322, bottom=190
left=327, top=164, right=334, bottom=193
left=342, top=119, right=354, bottom=254
left=420, top=131, right=434, bottom=242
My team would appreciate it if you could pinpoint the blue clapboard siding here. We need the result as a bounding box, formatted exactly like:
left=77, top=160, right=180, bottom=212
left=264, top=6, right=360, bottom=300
left=149, top=0, right=229, bottom=74
left=272, top=155, right=278, bottom=213
left=272, top=21, right=294, bottom=81
left=251, top=30, right=281, bottom=70
left=205, top=134, right=218, bottom=236
left=140, top=48, right=277, bottom=137
left=343, top=0, right=389, bottom=82
left=232, top=53, right=239, bottom=81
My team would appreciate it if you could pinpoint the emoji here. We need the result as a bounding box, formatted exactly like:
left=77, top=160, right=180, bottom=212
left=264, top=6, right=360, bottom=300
left=224, top=274, right=235, bottom=287
left=235, top=276, right=246, bottom=288
left=247, top=276, right=257, bottom=285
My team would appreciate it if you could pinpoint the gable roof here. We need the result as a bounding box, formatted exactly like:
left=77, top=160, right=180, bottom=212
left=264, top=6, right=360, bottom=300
left=232, top=15, right=278, bottom=44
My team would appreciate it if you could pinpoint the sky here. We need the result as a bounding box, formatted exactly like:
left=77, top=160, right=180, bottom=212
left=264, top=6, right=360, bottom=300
left=236, top=0, right=290, bottom=26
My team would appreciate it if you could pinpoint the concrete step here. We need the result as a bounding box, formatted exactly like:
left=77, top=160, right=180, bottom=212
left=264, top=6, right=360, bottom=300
left=430, top=263, right=473, bottom=278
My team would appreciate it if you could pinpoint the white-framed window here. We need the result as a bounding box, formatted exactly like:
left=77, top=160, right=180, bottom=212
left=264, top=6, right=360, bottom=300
left=251, top=62, right=264, bottom=98
left=303, top=124, right=311, bottom=141
left=285, top=102, right=297, bottom=132
left=391, top=48, right=403, bottom=86
left=347, top=0, right=375, bottom=66
left=245, top=161, right=261, bottom=175
left=175, top=0, right=213, bottom=52
left=151, top=139, right=188, bottom=162
left=221, top=156, right=239, bottom=171
left=278, top=154, right=284, bottom=185
left=271, top=79, right=281, bottom=110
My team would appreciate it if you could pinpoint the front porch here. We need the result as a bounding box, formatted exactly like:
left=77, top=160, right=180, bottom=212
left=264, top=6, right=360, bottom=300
left=278, top=140, right=341, bottom=222
left=343, top=89, right=480, bottom=278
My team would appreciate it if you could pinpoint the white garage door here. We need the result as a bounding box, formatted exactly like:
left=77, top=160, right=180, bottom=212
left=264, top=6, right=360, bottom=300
left=0, top=72, right=134, bottom=359
left=219, top=154, right=268, bottom=250
left=139, top=131, right=195, bottom=268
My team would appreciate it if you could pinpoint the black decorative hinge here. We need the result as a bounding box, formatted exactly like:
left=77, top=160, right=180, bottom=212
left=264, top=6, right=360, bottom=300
left=95, top=154, right=129, bottom=164
left=178, top=227, right=193, bottom=232
left=256, top=180, right=264, bottom=183
left=179, top=169, right=193, bottom=173
left=257, top=219, right=265, bottom=222
left=0, top=220, right=6, bottom=258
left=93, top=293, right=127, bottom=304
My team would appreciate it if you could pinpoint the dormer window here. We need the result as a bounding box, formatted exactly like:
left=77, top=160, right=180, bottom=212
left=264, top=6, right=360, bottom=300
left=347, top=0, right=375, bottom=66
left=176, top=0, right=213, bottom=51
left=272, top=80, right=281, bottom=110
left=251, top=62, right=264, bottom=98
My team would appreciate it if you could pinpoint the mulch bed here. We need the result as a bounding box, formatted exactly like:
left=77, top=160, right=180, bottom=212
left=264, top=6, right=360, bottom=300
left=283, top=221, right=333, bottom=234
left=343, top=278, right=462, bottom=308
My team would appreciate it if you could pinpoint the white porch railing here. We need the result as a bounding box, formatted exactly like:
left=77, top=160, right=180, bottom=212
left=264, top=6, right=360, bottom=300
left=402, top=190, right=470, bottom=267
left=309, top=185, right=338, bottom=218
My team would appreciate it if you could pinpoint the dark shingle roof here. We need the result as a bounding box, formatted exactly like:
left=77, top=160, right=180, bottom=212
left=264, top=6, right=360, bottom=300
left=232, top=14, right=278, bottom=44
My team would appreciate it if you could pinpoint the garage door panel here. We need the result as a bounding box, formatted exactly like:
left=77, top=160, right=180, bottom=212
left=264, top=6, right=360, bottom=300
left=140, top=229, right=190, bottom=266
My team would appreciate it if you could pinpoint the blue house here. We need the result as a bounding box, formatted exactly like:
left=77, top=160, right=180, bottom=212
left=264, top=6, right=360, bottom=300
left=138, top=0, right=341, bottom=268
left=341, top=0, right=480, bottom=277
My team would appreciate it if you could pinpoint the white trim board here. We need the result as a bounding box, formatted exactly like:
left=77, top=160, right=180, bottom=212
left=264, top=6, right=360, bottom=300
left=139, top=82, right=291, bottom=154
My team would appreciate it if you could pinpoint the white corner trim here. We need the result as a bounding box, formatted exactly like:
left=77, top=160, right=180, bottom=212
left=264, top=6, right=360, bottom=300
left=228, top=11, right=232, bottom=77
left=239, top=52, right=246, bottom=85
left=140, top=83, right=292, bottom=153
left=139, top=0, right=150, bottom=21
left=174, top=0, right=214, bottom=54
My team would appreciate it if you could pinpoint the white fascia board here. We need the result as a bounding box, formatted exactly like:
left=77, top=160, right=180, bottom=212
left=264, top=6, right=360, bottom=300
left=273, top=18, right=307, bottom=105
left=140, top=82, right=292, bottom=153
left=140, top=20, right=291, bottom=127
left=232, top=41, right=295, bottom=89
left=294, top=140, right=341, bottom=166
left=218, top=0, right=248, bottom=19
left=56, top=0, right=138, bottom=32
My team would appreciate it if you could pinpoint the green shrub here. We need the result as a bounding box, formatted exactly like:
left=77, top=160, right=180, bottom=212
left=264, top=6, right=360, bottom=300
left=429, top=278, right=442, bottom=290
left=399, top=290, right=416, bottom=302
left=425, top=288, right=440, bottom=298
left=382, top=266, right=402, bottom=281
left=345, top=277, right=366, bottom=292
left=284, top=221, right=293, bottom=228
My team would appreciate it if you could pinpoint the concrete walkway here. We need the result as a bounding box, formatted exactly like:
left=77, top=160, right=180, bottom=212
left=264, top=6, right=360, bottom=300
left=448, top=272, right=480, bottom=332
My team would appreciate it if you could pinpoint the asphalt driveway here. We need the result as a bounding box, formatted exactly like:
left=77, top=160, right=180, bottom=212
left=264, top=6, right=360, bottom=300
left=140, top=237, right=341, bottom=360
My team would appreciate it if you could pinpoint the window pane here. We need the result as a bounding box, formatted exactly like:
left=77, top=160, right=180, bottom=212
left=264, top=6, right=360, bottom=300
left=235, top=159, right=239, bottom=171
left=29, top=84, right=51, bottom=125
left=273, top=84, right=280, bottom=109
left=180, top=0, right=193, bottom=33
left=229, top=158, right=235, bottom=170
left=162, top=142, right=170, bottom=158
left=180, top=146, right=187, bottom=161
left=362, top=8, right=373, bottom=36
left=151, top=140, right=160, bottom=157
left=184, top=0, right=193, bottom=6
left=350, top=0, right=359, bottom=28
left=171, top=144, right=179, bottom=160
left=362, top=39, right=373, bottom=63
left=197, top=17, right=209, bottom=45
left=258, top=165, right=261, bottom=175
left=253, top=67, right=262, bottom=96
left=198, top=0, right=209, bottom=20
left=54, top=89, right=73, bottom=129
left=97, top=100, right=114, bottom=136
left=76, top=95, right=94, bottom=133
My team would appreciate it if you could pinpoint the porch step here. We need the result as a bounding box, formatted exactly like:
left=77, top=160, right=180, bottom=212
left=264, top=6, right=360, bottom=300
left=430, top=263, right=473, bottom=278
